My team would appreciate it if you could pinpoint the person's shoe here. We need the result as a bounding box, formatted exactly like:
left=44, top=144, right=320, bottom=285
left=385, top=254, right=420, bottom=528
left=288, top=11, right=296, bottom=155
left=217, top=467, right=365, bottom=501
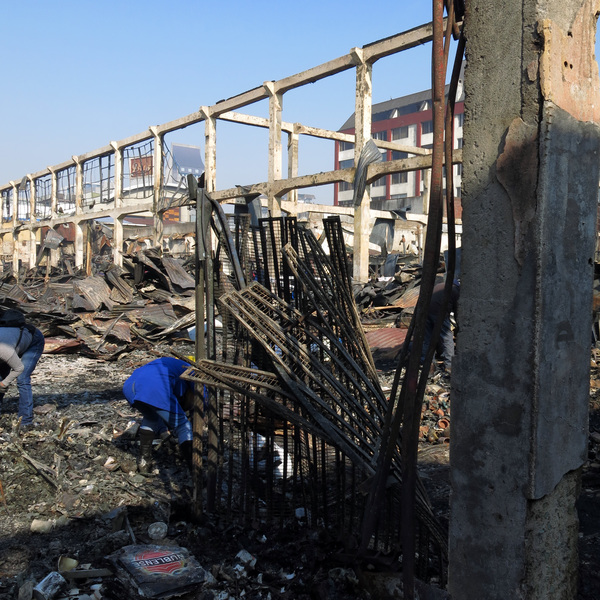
left=179, top=440, right=193, bottom=469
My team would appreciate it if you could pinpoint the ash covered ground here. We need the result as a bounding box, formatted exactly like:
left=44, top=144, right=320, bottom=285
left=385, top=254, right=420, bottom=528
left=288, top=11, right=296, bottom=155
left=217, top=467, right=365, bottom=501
left=0, top=347, right=598, bottom=599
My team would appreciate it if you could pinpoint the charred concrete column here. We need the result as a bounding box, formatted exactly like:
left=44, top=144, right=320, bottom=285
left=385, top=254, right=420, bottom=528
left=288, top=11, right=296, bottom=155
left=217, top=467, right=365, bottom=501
left=111, top=142, right=123, bottom=268
left=150, top=126, right=164, bottom=250
left=9, top=182, right=18, bottom=277
left=48, top=168, right=59, bottom=268
left=265, top=81, right=283, bottom=218
left=27, top=175, right=36, bottom=269
left=287, top=127, right=299, bottom=209
left=449, top=1, right=600, bottom=599
left=73, top=156, right=84, bottom=268
left=201, top=107, right=216, bottom=195
left=352, top=47, right=373, bottom=283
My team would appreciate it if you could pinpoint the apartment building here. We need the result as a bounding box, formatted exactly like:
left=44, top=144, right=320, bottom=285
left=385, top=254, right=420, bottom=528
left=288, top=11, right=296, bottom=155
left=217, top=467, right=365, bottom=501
left=335, top=83, right=465, bottom=219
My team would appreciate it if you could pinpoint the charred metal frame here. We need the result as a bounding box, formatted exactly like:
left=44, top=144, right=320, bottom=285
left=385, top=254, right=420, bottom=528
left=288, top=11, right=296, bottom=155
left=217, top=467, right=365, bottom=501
left=181, top=3, right=464, bottom=597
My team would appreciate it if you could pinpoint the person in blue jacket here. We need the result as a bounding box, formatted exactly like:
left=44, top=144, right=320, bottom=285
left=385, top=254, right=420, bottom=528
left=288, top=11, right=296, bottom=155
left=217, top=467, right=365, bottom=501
left=123, top=357, right=194, bottom=473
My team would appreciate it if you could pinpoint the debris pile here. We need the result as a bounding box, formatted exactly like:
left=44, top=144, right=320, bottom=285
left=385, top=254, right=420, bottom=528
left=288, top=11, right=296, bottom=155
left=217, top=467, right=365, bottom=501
left=0, top=350, right=453, bottom=599
left=0, top=249, right=196, bottom=359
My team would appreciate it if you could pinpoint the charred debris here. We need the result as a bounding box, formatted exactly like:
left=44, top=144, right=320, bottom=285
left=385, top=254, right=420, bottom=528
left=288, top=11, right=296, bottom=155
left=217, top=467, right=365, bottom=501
left=0, top=209, right=453, bottom=596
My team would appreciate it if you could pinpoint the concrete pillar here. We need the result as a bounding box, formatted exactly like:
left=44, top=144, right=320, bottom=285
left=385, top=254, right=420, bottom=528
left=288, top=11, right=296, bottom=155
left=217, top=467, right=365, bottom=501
left=201, top=107, right=216, bottom=195
left=114, top=216, right=123, bottom=266
left=150, top=126, right=164, bottom=249
left=111, top=142, right=123, bottom=267
left=73, top=156, right=83, bottom=215
left=49, top=168, right=57, bottom=220
left=287, top=127, right=299, bottom=211
left=27, top=176, right=36, bottom=269
left=73, top=157, right=84, bottom=268
left=10, top=182, right=18, bottom=277
left=28, top=175, right=35, bottom=223
left=352, top=47, right=373, bottom=283
left=449, top=1, right=600, bottom=598
left=74, top=222, right=84, bottom=268
left=265, top=81, right=283, bottom=217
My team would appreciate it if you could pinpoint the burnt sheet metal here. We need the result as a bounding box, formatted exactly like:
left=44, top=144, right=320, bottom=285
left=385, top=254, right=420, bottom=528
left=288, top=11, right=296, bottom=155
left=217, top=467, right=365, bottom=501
left=353, top=138, right=383, bottom=206
left=73, top=276, right=113, bottom=311
left=43, top=228, right=65, bottom=250
left=394, top=285, right=420, bottom=309
left=105, top=266, right=135, bottom=304
left=108, top=544, right=211, bottom=599
left=364, top=327, right=407, bottom=365
left=146, top=311, right=195, bottom=340
left=0, top=282, right=36, bottom=303
left=129, top=303, right=178, bottom=329
left=78, top=314, right=133, bottom=343
left=135, top=251, right=174, bottom=293
left=43, top=337, right=83, bottom=353
left=161, top=257, right=195, bottom=290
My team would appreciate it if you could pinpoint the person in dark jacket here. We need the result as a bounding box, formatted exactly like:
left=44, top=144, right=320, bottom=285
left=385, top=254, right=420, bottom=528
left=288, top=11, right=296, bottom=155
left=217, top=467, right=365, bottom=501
left=421, top=279, right=460, bottom=372
left=123, top=357, right=194, bottom=473
left=0, top=309, right=45, bottom=428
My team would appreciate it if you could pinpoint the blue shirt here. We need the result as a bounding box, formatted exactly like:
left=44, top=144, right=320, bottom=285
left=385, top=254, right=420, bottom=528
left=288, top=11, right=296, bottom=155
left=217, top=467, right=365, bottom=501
left=123, top=357, right=192, bottom=415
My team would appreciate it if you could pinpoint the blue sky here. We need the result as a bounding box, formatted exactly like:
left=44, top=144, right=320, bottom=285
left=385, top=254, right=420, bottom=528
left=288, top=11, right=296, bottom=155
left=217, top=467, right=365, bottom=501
left=0, top=3, right=471, bottom=203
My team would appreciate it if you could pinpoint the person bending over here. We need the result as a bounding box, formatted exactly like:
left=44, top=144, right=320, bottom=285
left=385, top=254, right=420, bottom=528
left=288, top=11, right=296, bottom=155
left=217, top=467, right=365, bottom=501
left=0, top=309, right=45, bottom=429
left=123, top=357, right=195, bottom=473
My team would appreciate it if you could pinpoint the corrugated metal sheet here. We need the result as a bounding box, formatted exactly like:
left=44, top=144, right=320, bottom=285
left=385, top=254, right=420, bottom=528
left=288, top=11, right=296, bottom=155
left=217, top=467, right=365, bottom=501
left=73, top=276, right=113, bottom=311
left=162, top=257, right=195, bottom=290
left=365, top=327, right=407, bottom=363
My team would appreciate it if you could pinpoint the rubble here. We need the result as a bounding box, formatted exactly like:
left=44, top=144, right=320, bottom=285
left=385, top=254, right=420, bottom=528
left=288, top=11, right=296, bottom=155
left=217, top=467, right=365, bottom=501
left=1, top=217, right=600, bottom=597
left=0, top=249, right=197, bottom=360
left=0, top=309, right=598, bottom=597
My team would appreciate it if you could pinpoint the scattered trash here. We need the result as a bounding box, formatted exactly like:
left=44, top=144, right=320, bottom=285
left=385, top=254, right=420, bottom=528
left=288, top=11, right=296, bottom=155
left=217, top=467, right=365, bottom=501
left=108, top=544, right=212, bottom=599
left=147, top=522, right=168, bottom=541
left=32, top=571, right=67, bottom=600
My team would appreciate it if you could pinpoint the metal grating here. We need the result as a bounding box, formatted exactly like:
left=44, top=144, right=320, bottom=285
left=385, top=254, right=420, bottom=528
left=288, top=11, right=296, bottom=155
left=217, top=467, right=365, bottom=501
left=182, top=212, right=448, bottom=585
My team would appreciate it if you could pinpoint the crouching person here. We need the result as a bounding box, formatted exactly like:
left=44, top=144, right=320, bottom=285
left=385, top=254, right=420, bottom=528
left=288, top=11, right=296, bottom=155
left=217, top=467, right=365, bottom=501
left=123, top=357, right=194, bottom=473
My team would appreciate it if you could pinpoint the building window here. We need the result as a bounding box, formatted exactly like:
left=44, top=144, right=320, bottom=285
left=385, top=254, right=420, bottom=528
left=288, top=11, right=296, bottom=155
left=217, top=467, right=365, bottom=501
left=372, top=176, right=386, bottom=187
left=455, top=163, right=463, bottom=176
left=339, top=141, right=354, bottom=152
left=456, top=137, right=463, bottom=149
left=392, top=151, right=408, bottom=160
left=339, top=159, right=353, bottom=169
left=392, top=172, right=408, bottom=184
left=392, top=126, right=409, bottom=140
left=338, top=181, right=352, bottom=192
left=421, top=120, right=433, bottom=134
left=456, top=113, right=464, bottom=127
left=372, top=130, right=387, bottom=141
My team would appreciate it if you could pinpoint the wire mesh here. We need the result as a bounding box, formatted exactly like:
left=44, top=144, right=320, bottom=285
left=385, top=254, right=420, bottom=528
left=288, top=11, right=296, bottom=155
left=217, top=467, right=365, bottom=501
left=34, top=174, right=52, bottom=219
left=122, top=139, right=154, bottom=200
left=1, top=189, right=12, bottom=223
left=56, top=167, right=76, bottom=216
left=17, top=180, right=30, bottom=221
left=82, top=154, right=115, bottom=207
left=182, top=211, right=446, bottom=584
left=158, top=144, right=190, bottom=214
